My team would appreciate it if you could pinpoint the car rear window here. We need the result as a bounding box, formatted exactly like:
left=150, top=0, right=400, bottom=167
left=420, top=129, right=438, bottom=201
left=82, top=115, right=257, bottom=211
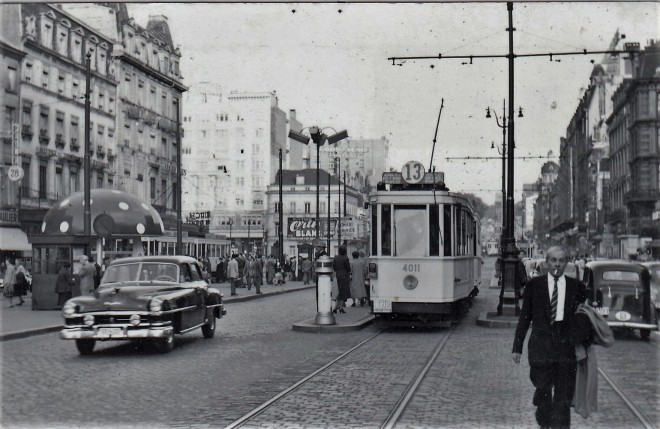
left=602, top=271, right=639, bottom=281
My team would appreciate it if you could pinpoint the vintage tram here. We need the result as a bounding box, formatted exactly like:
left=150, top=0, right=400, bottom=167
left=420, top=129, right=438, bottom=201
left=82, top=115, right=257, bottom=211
left=368, top=161, right=482, bottom=326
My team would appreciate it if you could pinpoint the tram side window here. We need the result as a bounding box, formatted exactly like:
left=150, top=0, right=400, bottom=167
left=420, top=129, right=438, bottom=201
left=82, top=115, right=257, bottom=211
left=458, top=207, right=465, bottom=256
left=371, top=205, right=378, bottom=256
left=443, top=205, right=452, bottom=256
left=429, top=204, right=440, bottom=256
left=382, top=204, right=391, bottom=256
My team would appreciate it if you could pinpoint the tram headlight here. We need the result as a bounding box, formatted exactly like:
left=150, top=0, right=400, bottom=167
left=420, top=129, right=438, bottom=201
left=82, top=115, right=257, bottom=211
left=403, top=275, right=418, bottom=290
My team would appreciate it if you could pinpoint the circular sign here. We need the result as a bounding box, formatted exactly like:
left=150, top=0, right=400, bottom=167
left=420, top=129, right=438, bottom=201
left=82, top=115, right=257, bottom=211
left=93, top=213, right=116, bottom=238
left=614, top=311, right=631, bottom=322
left=7, top=165, right=24, bottom=182
left=402, top=161, right=425, bottom=184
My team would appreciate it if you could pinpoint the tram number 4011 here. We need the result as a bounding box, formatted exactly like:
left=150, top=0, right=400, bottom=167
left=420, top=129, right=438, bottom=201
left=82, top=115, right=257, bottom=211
left=402, top=264, right=421, bottom=272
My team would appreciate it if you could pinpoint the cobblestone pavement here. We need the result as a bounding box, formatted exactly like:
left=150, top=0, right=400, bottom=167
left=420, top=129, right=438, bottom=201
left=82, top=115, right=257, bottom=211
left=240, top=329, right=451, bottom=428
left=1, top=289, right=376, bottom=429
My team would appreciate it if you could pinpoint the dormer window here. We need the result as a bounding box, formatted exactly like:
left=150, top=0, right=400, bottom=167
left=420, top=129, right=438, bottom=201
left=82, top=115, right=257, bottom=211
left=40, top=13, right=54, bottom=49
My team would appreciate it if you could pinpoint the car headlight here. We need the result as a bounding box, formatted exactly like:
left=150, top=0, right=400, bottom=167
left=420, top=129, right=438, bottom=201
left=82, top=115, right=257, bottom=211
left=63, top=301, right=77, bottom=316
left=83, top=315, right=94, bottom=326
left=130, top=314, right=141, bottom=325
left=149, top=298, right=163, bottom=312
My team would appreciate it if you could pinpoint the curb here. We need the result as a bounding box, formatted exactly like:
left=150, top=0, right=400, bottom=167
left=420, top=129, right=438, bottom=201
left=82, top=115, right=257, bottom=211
left=0, top=284, right=317, bottom=342
left=476, top=311, right=520, bottom=328
left=292, top=314, right=375, bottom=333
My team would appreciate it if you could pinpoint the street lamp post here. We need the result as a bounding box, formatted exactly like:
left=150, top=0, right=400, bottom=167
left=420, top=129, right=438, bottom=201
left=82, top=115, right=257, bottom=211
left=336, top=157, right=341, bottom=249
left=84, top=52, right=91, bottom=254
left=288, top=127, right=348, bottom=256
left=175, top=98, right=182, bottom=256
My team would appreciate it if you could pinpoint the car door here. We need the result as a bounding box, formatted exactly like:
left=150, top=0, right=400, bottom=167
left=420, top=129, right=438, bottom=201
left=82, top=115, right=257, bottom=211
left=187, top=262, right=208, bottom=326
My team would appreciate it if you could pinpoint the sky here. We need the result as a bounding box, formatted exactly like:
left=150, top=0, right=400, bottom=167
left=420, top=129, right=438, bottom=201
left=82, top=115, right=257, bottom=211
left=128, top=2, right=659, bottom=205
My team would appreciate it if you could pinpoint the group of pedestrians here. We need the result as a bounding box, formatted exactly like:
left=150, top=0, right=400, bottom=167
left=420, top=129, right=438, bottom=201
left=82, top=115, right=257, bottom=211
left=2, top=258, right=29, bottom=308
left=332, top=247, right=369, bottom=313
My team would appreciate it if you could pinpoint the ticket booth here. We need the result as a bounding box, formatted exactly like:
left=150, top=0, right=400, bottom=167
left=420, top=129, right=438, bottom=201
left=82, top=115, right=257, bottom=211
left=29, top=189, right=165, bottom=310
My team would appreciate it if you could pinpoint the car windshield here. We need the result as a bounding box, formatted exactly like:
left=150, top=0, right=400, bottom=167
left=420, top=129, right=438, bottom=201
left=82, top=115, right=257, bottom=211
left=101, top=263, right=179, bottom=285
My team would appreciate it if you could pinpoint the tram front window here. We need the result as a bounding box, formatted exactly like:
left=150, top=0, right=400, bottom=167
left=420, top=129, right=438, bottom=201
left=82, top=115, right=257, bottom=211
left=394, top=207, right=426, bottom=256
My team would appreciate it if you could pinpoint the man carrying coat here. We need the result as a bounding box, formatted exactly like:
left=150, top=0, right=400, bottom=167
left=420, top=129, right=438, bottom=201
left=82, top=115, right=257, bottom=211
left=512, top=245, right=588, bottom=429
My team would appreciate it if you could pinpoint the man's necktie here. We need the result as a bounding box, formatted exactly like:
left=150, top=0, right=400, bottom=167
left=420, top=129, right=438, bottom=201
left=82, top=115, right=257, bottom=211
left=550, top=275, right=559, bottom=322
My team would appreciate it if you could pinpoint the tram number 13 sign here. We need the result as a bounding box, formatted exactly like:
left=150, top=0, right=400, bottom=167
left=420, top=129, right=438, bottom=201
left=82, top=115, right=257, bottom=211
left=402, top=161, right=425, bottom=184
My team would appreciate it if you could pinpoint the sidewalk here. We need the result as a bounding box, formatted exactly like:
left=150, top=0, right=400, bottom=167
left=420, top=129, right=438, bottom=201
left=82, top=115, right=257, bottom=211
left=0, top=279, right=316, bottom=342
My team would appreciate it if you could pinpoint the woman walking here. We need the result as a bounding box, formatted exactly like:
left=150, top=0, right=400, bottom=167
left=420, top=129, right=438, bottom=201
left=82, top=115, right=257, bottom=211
left=3, top=258, right=17, bottom=308
left=349, top=250, right=367, bottom=307
left=332, top=246, right=352, bottom=313
left=55, top=263, right=74, bottom=307
left=14, top=260, right=28, bottom=305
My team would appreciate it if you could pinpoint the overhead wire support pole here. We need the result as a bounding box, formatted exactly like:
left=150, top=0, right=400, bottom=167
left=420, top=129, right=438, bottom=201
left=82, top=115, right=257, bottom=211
left=429, top=99, right=444, bottom=172
left=84, top=52, right=91, bottom=254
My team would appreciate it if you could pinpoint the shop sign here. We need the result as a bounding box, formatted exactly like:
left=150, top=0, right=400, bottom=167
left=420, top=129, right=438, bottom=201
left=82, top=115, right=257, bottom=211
left=0, top=210, right=19, bottom=225
left=288, top=217, right=338, bottom=238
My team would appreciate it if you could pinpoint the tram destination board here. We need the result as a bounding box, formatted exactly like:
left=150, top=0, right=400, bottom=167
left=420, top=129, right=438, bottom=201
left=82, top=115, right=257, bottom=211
left=381, top=171, right=445, bottom=185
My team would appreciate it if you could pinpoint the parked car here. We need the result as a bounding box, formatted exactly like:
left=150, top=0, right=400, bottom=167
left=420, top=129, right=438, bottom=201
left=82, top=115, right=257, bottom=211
left=583, top=261, right=658, bottom=341
left=641, top=261, right=660, bottom=317
left=60, top=255, right=225, bottom=355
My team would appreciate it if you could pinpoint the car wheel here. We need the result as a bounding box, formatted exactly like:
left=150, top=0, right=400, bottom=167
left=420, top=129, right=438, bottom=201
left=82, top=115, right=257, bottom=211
left=640, top=329, right=651, bottom=341
left=155, top=332, right=174, bottom=353
left=202, top=312, right=216, bottom=339
left=76, top=339, right=95, bottom=355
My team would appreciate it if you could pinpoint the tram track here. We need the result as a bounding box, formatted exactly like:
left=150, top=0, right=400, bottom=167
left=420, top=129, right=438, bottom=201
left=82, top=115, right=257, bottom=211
left=598, top=365, right=658, bottom=429
left=226, top=326, right=456, bottom=429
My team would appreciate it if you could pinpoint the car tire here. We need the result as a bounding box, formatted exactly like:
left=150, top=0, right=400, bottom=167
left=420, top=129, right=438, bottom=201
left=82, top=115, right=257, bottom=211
left=76, top=339, right=95, bottom=355
left=640, top=329, right=651, bottom=341
left=202, top=312, right=216, bottom=339
left=155, top=332, right=174, bottom=353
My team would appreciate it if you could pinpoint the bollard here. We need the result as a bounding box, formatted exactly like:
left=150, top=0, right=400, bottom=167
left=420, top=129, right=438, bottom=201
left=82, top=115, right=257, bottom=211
left=315, top=255, right=336, bottom=325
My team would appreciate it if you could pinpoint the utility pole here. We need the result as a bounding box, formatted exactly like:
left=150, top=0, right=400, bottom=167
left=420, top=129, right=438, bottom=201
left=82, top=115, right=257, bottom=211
left=337, top=157, right=341, bottom=249
left=175, top=98, right=182, bottom=255
left=278, top=148, right=284, bottom=266
left=84, top=52, right=92, bottom=255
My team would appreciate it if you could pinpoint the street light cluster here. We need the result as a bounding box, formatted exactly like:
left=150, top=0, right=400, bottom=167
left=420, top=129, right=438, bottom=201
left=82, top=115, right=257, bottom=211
left=288, top=127, right=349, bottom=256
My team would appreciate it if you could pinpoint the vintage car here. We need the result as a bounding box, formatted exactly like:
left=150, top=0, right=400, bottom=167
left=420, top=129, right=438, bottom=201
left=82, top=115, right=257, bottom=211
left=60, top=255, right=225, bottom=354
left=641, top=261, right=660, bottom=317
left=583, top=261, right=658, bottom=341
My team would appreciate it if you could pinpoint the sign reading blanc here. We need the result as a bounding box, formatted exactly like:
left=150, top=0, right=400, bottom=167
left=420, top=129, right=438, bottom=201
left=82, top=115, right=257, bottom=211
left=288, top=217, right=338, bottom=238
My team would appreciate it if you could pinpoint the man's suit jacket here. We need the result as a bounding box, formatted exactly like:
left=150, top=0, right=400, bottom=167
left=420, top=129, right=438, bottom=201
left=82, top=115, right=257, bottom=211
left=512, top=275, right=587, bottom=366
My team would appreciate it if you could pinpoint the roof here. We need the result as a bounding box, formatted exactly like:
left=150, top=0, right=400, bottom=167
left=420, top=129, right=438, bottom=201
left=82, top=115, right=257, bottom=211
left=108, top=255, right=199, bottom=266
left=585, top=260, right=649, bottom=272
left=277, top=169, right=341, bottom=186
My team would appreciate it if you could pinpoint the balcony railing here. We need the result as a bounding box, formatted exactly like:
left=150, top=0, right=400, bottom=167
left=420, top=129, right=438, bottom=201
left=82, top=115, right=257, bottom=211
left=97, top=145, right=106, bottom=159
left=107, top=148, right=115, bottom=160
left=624, top=189, right=660, bottom=203
left=70, top=138, right=80, bottom=152
left=21, top=125, right=32, bottom=139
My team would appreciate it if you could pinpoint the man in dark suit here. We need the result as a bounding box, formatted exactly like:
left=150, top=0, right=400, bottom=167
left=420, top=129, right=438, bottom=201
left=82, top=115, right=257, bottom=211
left=512, top=245, right=588, bottom=429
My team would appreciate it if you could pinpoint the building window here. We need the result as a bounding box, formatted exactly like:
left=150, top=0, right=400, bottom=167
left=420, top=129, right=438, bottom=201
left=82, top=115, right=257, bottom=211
left=97, top=174, right=103, bottom=189
left=57, top=28, right=68, bottom=56
left=42, top=67, right=49, bottom=90
left=3, top=107, right=15, bottom=133
left=290, top=202, right=296, bottom=213
left=57, top=72, right=65, bottom=95
left=304, top=202, right=311, bottom=213
left=150, top=177, right=156, bottom=200
left=39, top=164, right=47, bottom=199
left=161, top=179, right=168, bottom=206
left=41, top=20, right=53, bottom=49
left=71, top=35, right=82, bottom=62
left=6, top=66, right=17, bottom=92
left=23, top=62, right=32, bottom=83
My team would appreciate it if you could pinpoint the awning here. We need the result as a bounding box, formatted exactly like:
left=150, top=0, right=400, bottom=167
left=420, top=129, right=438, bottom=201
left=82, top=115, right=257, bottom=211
left=0, top=227, right=32, bottom=251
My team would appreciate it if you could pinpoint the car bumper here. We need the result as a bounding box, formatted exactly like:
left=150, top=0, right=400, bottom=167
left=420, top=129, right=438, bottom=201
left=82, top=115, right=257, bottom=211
left=607, top=321, right=658, bottom=330
left=60, top=325, right=174, bottom=340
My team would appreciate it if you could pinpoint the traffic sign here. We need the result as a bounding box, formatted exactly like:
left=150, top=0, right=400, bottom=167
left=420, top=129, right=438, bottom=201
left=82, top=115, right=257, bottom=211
left=7, top=165, right=24, bottom=182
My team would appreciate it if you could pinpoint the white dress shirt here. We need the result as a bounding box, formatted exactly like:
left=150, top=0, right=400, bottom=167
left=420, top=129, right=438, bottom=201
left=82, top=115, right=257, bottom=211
left=547, top=273, right=566, bottom=322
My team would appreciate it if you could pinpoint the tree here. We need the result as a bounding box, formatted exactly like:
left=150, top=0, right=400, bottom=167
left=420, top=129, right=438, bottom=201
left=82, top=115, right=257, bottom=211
left=455, top=192, right=487, bottom=219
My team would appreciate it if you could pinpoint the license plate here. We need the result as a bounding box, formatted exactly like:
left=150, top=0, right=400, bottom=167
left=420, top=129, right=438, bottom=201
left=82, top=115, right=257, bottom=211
left=373, top=299, right=392, bottom=313
left=97, top=327, right=125, bottom=338
left=595, top=307, right=609, bottom=316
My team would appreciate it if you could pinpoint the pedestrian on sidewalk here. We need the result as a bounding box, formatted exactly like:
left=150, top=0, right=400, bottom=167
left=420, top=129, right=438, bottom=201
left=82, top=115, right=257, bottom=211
left=14, top=260, right=28, bottom=305
left=55, top=263, right=74, bottom=307
left=3, top=258, right=17, bottom=308
left=301, top=257, right=312, bottom=284
left=227, top=254, right=240, bottom=296
left=246, top=256, right=256, bottom=290
left=265, top=255, right=275, bottom=285
left=349, top=250, right=367, bottom=307
left=512, top=245, right=588, bottom=429
left=332, top=246, right=351, bottom=313
left=253, top=255, right=263, bottom=294
left=78, top=255, right=96, bottom=296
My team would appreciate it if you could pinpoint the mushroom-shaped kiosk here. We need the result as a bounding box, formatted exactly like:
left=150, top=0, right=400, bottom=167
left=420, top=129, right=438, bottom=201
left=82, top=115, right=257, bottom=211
left=30, top=189, right=164, bottom=310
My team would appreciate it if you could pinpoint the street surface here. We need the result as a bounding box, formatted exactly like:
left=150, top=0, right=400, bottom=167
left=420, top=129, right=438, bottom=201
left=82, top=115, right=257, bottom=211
left=1, top=257, right=658, bottom=428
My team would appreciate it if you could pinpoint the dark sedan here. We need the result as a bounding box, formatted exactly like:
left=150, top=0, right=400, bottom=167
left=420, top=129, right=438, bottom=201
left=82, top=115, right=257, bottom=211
left=60, top=255, right=225, bottom=354
left=583, top=260, right=658, bottom=341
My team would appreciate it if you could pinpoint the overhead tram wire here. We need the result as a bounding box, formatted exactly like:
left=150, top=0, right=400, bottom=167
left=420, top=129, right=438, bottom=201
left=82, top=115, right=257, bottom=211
left=444, top=155, right=564, bottom=161
left=388, top=49, right=629, bottom=65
